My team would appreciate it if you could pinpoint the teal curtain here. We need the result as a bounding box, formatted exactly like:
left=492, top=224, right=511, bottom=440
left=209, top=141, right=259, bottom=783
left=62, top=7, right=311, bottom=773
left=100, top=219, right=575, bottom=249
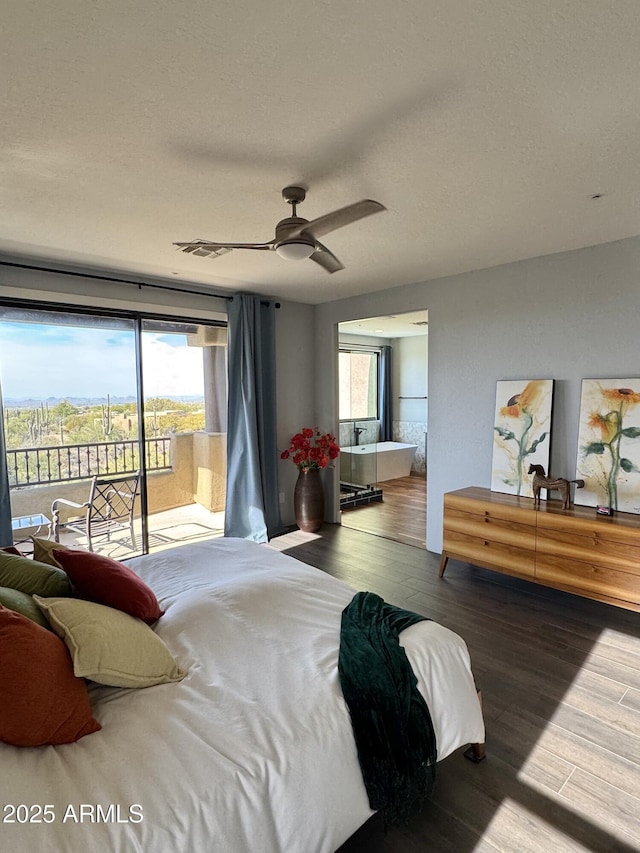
left=224, top=294, right=281, bottom=542
left=0, top=383, right=13, bottom=546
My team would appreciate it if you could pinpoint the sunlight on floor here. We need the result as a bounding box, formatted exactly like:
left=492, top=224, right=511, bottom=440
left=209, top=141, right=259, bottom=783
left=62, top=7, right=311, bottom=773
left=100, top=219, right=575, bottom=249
left=502, top=635, right=640, bottom=852
left=267, top=529, right=323, bottom=552
left=481, top=797, right=584, bottom=853
left=56, top=502, right=224, bottom=559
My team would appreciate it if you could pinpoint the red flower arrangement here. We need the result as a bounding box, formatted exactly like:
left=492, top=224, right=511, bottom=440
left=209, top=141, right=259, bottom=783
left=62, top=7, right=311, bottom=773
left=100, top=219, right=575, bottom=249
left=281, top=427, right=340, bottom=471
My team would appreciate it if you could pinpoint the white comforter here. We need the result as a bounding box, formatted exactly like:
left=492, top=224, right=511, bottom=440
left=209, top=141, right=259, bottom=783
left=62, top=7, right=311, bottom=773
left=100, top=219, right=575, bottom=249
left=0, top=538, right=484, bottom=853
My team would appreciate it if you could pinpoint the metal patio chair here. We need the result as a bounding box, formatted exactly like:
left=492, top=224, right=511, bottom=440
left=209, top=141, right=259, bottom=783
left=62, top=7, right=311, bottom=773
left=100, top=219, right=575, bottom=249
left=51, top=471, right=140, bottom=551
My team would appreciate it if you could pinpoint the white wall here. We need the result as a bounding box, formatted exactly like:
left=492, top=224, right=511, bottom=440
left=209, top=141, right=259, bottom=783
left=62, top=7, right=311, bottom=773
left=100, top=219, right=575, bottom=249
left=338, top=333, right=390, bottom=347
left=392, top=334, right=428, bottom=472
left=0, top=264, right=229, bottom=321
left=275, top=300, right=316, bottom=526
left=315, top=235, right=640, bottom=553
left=391, top=335, right=428, bottom=423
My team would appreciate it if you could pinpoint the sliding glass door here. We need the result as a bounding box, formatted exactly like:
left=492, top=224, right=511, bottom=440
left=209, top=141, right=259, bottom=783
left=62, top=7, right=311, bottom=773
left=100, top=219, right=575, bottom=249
left=140, top=318, right=227, bottom=551
left=0, top=304, right=227, bottom=557
left=0, top=307, right=144, bottom=557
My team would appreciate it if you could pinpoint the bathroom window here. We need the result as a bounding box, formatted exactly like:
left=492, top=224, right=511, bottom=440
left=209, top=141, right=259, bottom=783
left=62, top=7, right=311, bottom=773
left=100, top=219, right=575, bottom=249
left=339, top=350, right=378, bottom=420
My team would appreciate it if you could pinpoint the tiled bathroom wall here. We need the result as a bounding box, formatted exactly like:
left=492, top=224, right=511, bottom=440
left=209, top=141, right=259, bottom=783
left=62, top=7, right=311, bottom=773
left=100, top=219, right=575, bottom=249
left=339, top=420, right=380, bottom=447
left=392, top=421, right=427, bottom=474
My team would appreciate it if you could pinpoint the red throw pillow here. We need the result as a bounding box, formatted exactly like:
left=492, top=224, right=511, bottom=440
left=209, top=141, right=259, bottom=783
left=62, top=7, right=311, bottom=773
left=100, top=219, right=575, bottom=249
left=52, top=549, right=164, bottom=625
left=0, top=605, right=101, bottom=747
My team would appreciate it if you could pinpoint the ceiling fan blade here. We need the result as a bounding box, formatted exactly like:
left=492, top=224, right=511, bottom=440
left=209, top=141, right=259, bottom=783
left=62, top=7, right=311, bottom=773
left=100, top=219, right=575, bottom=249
left=173, top=242, right=229, bottom=259
left=290, top=199, right=385, bottom=240
left=309, top=241, right=345, bottom=274
left=174, top=239, right=274, bottom=251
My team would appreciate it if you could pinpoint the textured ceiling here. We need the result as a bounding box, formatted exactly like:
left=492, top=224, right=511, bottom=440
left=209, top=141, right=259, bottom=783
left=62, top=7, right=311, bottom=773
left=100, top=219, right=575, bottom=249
left=340, top=311, right=428, bottom=339
left=3, top=1, right=640, bottom=304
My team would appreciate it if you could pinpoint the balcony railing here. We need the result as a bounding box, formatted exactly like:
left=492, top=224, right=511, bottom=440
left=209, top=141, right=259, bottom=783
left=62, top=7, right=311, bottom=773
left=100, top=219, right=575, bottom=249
left=7, top=438, right=171, bottom=488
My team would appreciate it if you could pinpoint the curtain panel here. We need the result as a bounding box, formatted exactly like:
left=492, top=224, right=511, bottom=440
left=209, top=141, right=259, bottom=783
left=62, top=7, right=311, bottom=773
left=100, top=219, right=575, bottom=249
left=0, top=383, right=13, bottom=546
left=379, top=345, right=393, bottom=442
left=224, top=294, right=281, bottom=542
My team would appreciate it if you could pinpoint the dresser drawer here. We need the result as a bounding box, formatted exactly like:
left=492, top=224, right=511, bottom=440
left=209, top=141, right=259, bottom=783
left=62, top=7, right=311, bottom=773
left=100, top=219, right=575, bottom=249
left=444, top=491, right=538, bottom=525
left=444, top=507, right=536, bottom=550
left=536, top=527, right=640, bottom=575
left=535, top=554, right=640, bottom=606
left=536, top=509, right=640, bottom=548
left=443, top=530, right=536, bottom=578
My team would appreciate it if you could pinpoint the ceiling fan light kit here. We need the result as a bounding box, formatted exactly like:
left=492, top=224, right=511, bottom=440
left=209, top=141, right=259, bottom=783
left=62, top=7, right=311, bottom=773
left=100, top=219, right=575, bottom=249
left=275, top=240, right=315, bottom=261
left=174, top=186, right=385, bottom=274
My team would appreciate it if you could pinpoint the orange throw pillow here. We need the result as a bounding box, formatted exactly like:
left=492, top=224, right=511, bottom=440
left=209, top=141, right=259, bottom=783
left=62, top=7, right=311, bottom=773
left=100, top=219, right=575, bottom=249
left=52, top=549, right=164, bottom=624
left=0, top=605, right=101, bottom=747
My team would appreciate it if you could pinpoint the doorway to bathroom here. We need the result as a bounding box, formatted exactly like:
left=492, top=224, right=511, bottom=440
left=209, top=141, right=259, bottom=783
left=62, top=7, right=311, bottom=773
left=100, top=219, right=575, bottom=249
left=337, top=310, right=428, bottom=549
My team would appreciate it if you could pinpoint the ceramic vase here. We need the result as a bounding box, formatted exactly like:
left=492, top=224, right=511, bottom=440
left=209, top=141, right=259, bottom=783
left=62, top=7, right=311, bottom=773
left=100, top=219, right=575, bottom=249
left=293, top=467, right=324, bottom=533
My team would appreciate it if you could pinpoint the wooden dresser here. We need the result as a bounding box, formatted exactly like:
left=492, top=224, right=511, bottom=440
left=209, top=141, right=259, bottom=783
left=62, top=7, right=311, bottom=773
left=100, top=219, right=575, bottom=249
left=440, top=486, right=640, bottom=611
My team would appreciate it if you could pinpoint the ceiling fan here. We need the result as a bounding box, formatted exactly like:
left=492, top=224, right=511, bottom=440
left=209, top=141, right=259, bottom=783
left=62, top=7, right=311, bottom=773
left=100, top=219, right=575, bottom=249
left=174, top=186, right=386, bottom=274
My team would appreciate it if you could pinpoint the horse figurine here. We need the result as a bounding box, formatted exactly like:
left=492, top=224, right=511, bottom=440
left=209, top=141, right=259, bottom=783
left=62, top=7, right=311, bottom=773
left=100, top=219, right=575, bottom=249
left=527, top=464, right=585, bottom=509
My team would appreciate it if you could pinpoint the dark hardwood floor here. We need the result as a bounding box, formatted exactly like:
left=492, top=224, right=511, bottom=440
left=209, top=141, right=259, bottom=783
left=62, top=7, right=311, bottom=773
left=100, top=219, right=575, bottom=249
left=341, top=473, right=426, bottom=548
left=269, top=524, right=640, bottom=853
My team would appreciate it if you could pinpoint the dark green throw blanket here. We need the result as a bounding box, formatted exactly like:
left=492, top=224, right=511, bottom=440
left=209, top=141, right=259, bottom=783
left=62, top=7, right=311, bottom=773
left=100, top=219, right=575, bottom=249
left=338, top=591, right=437, bottom=825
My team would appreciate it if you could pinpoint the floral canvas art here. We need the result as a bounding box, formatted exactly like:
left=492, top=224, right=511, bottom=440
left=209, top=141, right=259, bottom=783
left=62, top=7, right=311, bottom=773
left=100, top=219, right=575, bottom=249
left=575, top=380, right=640, bottom=513
left=491, top=379, right=553, bottom=497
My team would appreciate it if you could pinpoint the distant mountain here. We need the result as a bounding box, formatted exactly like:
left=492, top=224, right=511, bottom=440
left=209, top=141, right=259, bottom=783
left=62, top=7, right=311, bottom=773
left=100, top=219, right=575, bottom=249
left=4, top=395, right=204, bottom=408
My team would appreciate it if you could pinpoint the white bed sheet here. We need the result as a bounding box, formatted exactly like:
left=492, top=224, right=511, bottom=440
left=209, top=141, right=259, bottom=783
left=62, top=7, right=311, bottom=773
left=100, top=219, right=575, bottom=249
left=0, top=538, right=484, bottom=853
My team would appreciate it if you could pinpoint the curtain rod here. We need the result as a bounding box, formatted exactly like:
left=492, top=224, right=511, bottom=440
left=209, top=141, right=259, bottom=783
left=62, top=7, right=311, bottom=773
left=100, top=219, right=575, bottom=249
left=0, top=260, right=280, bottom=307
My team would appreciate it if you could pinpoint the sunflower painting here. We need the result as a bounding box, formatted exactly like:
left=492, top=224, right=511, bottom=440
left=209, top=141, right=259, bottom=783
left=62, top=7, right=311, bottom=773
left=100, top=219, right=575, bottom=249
left=491, top=379, right=554, bottom=497
left=575, top=379, right=640, bottom=513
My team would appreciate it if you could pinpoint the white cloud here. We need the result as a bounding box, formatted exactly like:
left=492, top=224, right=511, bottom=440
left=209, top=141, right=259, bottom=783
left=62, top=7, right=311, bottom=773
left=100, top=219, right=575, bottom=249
left=0, top=327, right=205, bottom=400
left=141, top=336, right=204, bottom=397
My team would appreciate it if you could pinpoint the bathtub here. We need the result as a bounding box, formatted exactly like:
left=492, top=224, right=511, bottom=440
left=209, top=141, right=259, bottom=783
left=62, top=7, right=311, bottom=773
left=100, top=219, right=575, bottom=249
left=340, top=441, right=418, bottom=483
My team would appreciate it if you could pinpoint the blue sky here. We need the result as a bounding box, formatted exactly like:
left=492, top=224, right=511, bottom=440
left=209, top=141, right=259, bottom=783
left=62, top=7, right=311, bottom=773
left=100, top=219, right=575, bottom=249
left=0, top=323, right=205, bottom=399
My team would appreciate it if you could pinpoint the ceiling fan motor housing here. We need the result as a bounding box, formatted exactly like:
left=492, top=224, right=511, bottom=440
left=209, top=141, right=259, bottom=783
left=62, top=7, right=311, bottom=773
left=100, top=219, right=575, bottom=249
left=274, top=216, right=316, bottom=260
left=275, top=216, right=316, bottom=250
left=275, top=216, right=311, bottom=243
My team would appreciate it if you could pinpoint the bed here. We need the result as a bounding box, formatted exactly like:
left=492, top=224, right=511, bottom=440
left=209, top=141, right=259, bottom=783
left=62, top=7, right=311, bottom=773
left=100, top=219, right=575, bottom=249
left=0, top=537, right=485, bottom=853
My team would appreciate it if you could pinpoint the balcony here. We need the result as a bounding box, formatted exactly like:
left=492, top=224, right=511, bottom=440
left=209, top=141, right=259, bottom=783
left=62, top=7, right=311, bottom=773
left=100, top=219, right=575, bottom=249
left=9, top=432, right=226, bottom=558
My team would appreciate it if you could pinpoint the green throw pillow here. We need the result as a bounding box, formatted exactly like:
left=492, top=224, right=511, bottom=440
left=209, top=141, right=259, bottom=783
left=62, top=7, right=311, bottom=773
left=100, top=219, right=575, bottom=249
left=0, top=587, right=51, bottom=630
left=30, top=536, right=70, bottom=568
left=34, top=596, right=187, bottom=689
left=0, top=551, right=72, bottom=597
